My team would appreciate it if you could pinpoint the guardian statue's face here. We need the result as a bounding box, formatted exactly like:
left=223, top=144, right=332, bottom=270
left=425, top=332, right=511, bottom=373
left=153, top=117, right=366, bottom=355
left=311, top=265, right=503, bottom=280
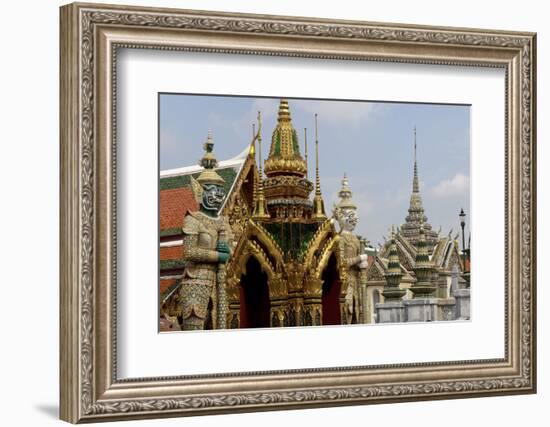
left=338, top=208, right=358, bottom=232
left=201, top=184, right=226, bottom=212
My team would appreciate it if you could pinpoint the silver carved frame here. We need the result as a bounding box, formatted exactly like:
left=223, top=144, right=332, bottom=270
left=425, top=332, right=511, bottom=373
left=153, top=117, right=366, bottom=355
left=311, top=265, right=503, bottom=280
left=59, top=2, right=537, bottom=423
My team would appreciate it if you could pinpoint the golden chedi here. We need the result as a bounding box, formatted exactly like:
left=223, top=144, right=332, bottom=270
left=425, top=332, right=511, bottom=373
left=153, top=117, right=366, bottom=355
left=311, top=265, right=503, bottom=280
left=263, top=99, right=315, bottom=220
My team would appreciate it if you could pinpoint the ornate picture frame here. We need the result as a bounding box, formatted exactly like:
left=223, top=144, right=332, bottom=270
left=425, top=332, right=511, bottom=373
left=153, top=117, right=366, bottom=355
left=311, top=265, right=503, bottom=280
left=60, top=2, right=536, bottom=423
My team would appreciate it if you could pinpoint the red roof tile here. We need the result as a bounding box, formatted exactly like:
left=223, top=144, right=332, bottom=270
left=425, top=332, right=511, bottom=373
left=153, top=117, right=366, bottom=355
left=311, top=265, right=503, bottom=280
left=160, top=245, right=184, bottom=261
left=160, top=187, right=198, bottom=231
left=160, top=278, right=178, bottom=295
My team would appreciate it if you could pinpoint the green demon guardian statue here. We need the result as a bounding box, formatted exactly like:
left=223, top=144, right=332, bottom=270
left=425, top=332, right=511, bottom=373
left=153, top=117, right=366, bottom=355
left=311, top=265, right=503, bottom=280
left=177, top=134, right=233, bottom=331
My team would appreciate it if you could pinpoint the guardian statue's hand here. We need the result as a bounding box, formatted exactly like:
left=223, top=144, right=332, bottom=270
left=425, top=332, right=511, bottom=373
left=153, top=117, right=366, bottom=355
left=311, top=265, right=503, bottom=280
left=216, top=241, right=231, bottom=254
left=217, top=251, right=230, bottom=264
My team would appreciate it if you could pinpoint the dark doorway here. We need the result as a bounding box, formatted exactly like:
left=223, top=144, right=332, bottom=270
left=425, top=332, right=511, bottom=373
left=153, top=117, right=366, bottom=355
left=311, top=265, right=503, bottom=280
left=239, top=257, right=270, bottom=328
left=321, top=253, right=341, bottom=325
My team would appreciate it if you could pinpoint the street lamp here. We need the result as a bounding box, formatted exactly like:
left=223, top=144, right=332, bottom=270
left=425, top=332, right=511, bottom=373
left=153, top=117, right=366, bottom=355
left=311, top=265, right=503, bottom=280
left=459, top=208, right=466, bottom=264
left=459, top=208, right=470, bottom=287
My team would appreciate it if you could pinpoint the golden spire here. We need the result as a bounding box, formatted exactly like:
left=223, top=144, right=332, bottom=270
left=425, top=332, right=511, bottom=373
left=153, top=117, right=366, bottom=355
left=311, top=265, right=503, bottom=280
left=312, top=113, right=327, bottom=220
left=252, top=111, right=269, bottom=220
left=249, top=123, right=256, bottom=158
left=304, top=127, right=308, bottom=179
left=264, top=99, right=307, bottom=177
left=251, top=123, right=258, bottom=207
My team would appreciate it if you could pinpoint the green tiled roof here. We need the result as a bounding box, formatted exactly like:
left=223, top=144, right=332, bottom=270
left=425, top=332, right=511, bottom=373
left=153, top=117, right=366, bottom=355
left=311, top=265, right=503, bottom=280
left=160, top=259, right=187, bottom=270
left=160, top=167, right=238, bottom=196
left=273, top=131, right=281, bottom=156
left=160, top=227, right=182, bottom=237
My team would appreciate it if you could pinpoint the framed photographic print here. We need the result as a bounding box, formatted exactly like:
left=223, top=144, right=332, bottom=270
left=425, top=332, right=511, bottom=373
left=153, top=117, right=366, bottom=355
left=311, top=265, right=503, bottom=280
left=59, top=2, right=537, bottom=423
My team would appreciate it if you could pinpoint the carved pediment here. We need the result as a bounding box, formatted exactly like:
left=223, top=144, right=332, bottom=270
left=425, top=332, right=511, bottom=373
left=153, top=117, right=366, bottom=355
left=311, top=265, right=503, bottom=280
left=379, top=234, right=416, bottom=272
left=303, top=219, right=337, bottom=268
left=366, top=257, right=387, bottom=282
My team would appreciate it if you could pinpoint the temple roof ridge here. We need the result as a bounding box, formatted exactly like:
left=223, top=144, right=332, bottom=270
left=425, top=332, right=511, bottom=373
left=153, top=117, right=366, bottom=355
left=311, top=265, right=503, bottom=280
left=160, top=144, right=249, bottom=178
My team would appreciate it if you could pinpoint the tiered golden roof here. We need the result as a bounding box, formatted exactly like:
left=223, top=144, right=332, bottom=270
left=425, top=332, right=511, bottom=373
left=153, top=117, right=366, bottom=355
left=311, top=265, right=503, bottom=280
left=264, top=99, right=308, bottom=177
left=262, top=99, right=314, bottom=212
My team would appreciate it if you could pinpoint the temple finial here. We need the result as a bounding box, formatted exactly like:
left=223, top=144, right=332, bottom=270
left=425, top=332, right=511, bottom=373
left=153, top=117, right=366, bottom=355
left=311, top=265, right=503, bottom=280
left=253, top=111, right=269, bottom=220
left=315, top=115, right=321, bottom=197
left=257, top=111, right=265, bottom=179
left=249, top=123, right=256, bottom=157
left=413, top=126, right=419, bottom=193
left=414, top=126, right=417, bottom=162
left=304, top=127, right=308, bottom=179
left=312, top=113, right=326, bottom=220
left=278, top=98, right=291, bottom=122
left=264, top=99, right=307, bottom=176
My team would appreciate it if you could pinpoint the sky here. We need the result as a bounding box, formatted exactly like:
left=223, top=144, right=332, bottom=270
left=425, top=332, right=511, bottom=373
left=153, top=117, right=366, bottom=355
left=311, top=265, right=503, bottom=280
left=159, top=94, right=470, bottom=248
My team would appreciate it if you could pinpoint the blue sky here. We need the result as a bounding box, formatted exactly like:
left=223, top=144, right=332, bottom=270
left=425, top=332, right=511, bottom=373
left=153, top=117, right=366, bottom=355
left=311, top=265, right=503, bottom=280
left=159, top=94, right=470, bottom=247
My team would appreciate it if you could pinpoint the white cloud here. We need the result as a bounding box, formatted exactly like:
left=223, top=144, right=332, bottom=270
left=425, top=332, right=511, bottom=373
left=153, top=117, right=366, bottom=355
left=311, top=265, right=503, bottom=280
left=295, top=100, right=381, bottom=125
left=430, top=173, right=470, bottom=198
left=159, top=127, right=179, bottom=149
left=252, top=98, right=280, bottom=118
left=230, top=98, right=279, bottom=136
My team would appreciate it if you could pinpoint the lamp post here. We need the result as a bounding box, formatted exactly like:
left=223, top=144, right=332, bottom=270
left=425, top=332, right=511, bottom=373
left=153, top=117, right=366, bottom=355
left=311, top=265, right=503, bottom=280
left=459, top=208, right=466, bottom=266
left=459, top=208, right=470, bottom=288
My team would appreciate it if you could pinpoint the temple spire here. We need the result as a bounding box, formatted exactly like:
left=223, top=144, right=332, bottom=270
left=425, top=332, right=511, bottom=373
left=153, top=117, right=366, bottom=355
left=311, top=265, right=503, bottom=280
left=315, top=115, right=321, bottom=197
left=400, top=126, right=438, bottom=249
left=264, top=99, right=307, bottom=176
left=252, top=111, right=269, bottom=220
left=413, top=126, right=419, bottom=193
left=304, top=127, right=308, bottom=179
left=261, top=99, right=315, bottom=221
left=407, top=126, right=425, bottom=213
left=250, top=123, right=258, bottom=206
left=249, top=123, right=256, bottom=157
left=312, top=113, right=326, bottom=220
